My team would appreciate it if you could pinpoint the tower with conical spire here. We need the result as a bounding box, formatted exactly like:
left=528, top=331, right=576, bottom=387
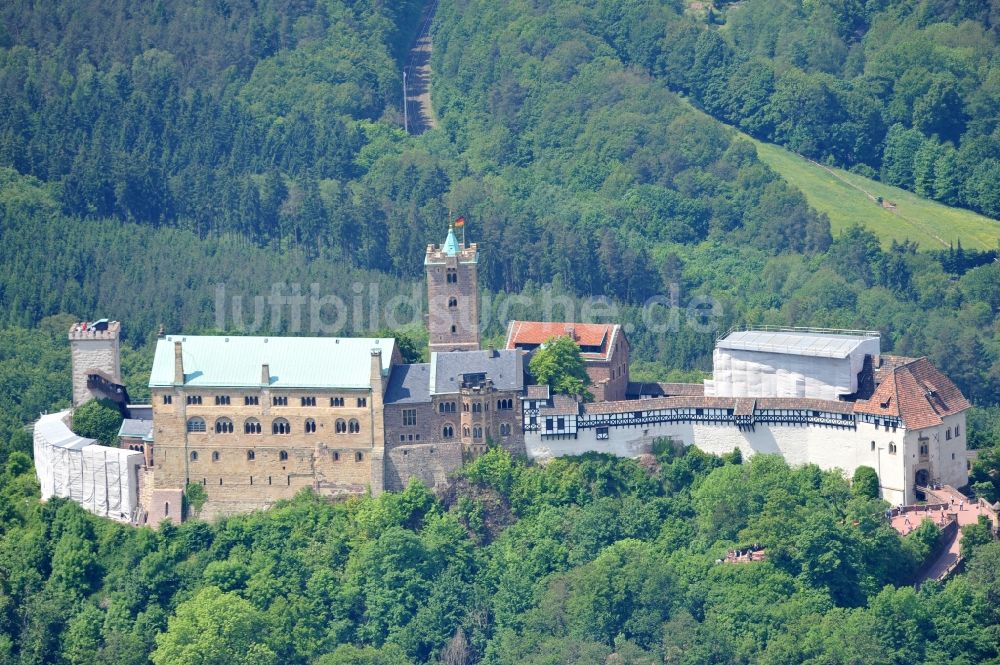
left=425, top=224, right=480, bottom=354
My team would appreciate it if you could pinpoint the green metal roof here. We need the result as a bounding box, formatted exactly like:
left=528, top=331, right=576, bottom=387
left=442, top=227, right=460, bottom=256
left=149, top=335, right=395, bottom=389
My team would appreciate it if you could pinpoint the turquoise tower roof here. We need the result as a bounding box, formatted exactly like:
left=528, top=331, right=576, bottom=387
left=442, top=226, right=460, bottom=256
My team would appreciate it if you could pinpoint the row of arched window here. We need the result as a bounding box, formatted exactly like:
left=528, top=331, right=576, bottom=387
left=191, top=450, right=289, bottom=462
left=435, top=422, right=513, bottom=440
left=187, top=416, right=361, bottom=435
left=438, top=399, right=513, bottom=414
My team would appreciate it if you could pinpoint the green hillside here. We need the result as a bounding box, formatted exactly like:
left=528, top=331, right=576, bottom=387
left=748, top=137, right=1000, bottom=251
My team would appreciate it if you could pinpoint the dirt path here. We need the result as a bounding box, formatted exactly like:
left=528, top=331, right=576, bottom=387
left=404, top=0, right=438, bottom=134
left=808, top=159, right=950, bottom=248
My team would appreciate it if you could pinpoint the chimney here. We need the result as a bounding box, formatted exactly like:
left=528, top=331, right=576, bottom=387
left=370, top=349, right=383, bottom=395
left=173, top=341, right=184, bottom=385
left=261, top=363, right=270, bottom=386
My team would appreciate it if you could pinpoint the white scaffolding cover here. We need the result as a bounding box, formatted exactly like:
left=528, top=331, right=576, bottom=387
left=34, top=411, right=142, bottom=523
left=705, top=331, right=880, bottom=400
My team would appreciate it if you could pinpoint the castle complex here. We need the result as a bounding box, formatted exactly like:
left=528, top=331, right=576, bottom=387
left=35, top=226, right=973, bottom=522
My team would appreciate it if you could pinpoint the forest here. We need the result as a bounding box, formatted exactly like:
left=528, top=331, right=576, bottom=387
left=651, top=0, right=1000, bottom=218
left=0, top=0, right=999, bottom=662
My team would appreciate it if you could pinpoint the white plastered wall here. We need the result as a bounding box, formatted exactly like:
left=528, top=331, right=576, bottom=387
left=525, top=417, right=914, bottom=506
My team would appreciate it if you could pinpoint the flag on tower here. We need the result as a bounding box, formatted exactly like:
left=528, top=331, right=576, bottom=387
left=454, top=216, right=465, bottom=228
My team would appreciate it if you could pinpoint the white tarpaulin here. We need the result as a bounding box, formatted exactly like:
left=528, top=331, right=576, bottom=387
left=34, top=411, right=142, bottom=523
left=705, top=331, right=880, bottom=400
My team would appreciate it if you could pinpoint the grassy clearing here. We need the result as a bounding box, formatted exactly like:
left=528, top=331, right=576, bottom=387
left=746, top=137, right=1000, bottom=250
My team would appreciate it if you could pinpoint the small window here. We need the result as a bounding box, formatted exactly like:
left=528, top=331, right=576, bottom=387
left=357, top=397, right=367, bottom=408
left=348, top=419, right=360, bottom=434
left=215, top=395, right=230, bottom=406
left=870, top=441, right=876, bottom=451
left=335, top=419, right=346, bottom=433
left=945, top=428, right=952, bottom=440
left=305, top=418, right=317, bottom=433
left=463, top=426, right=470, bottom=437
left=403, top=409, right=416, bottom=426
left=215, top=417, right=234, bottom=434
left=163, top=394, right=172, bottom=405
left=244, top=395, right=259, bottom=406
left=451, top=325, right=457, bottom=334
left=186, top=395, right=202, bottom=406
left=448, top=297, right=458, bottom=308
left=272, top=418, right=291, bottom=435
left=955, top=424, right=960, bottom=436
left=212, top=451, right=220, bottom=462
left=190, top=451, right=198, bottom=461
left=473, top=426, right=483, bottom=439
left=279, top=450, right=288, bottom=461
left=355, top=452, right=363, bottom=462
left=272, top=396, right=288, bottom=406
left=888, top=443, right=897, bottom=454
left=443, top=424, right=454, bottom=438
left=247, top=450, right=255, bottom=461
left=301, top=396, right=316, bottom=407
left=331, top=397, right=344, bottom=407
left=333, top=451, right=340, bottom=461
left=187, top=417, right=206, bottom=433
left=557, top=417, right=565, bottom=429
left=500, top=423, right=511, bottom=436
left=244, top=418, right=262, bottom=434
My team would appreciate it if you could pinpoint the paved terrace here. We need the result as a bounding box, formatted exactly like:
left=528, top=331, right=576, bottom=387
left=889, top=486, right=999, bottom=583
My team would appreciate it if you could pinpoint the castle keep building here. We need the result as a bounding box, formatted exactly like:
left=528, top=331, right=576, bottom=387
left=146, top=335, right=399, bottom=520
left=426, top=227, right=480, bottom=354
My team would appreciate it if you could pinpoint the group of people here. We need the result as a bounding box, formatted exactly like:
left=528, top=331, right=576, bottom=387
left=894, top=502, right=955, bottom=535
left=720, top=545, right=764, bottom=564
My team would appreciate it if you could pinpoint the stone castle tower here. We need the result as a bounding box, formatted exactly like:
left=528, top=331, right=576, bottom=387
left=69, top=319, right=123, bottom=406
left=425, top=225, right=480, bottom=354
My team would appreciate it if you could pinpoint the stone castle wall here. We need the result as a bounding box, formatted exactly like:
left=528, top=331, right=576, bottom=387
left=70, top=337, right=121, bottom=406
left=149, top=385, right=383, bottom=519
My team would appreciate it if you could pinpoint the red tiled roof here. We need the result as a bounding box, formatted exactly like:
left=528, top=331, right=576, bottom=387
left=573, top=395, right=861, bottom=415
left=505, top=321, right=620, bottom=359
left=854, top=357, right=970, bottom=429
left=580, top=395, right=736, bottom=414
left=627, top=382, right=705, bottom=397
left=755, top=397, right=855, bottom=414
